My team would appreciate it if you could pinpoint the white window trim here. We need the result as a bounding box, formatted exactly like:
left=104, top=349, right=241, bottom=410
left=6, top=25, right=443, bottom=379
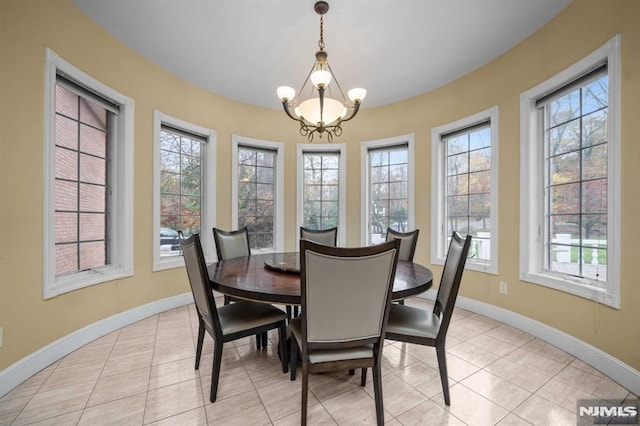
left=519, top=35, right=621, bottom=308
left=43, top=48, right=134, bottom=299
left=296, top=143, right=347, bottom=246
left=431, top=106, right=499, bottom=275
left=231, top=135, right=284, bottom=254
left=360, top=134, right=415, bottom=246
left=153, top=111, right=217, bottom=271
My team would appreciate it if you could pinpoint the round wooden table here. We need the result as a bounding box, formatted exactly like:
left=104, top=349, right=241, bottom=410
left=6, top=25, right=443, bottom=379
left=207, top=252, right=433, bottom=305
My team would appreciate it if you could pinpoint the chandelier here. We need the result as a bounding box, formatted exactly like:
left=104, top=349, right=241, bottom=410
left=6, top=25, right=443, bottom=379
left=277, top=1, right=366, bottom=142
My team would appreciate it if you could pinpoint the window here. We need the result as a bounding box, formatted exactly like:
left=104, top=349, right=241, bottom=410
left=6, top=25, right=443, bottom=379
left=43, top=49, right=134, bottom=298
left=520, top=35, right=620, bottom=308
left=297, top=144, right=346, bottom=245
left=431, top=107, right=499, bottom=274
left=361, top=135, right=414, bottom=245
left=153, top=112, right=216, bottom=271
left=232, top=136, right=284, bottom=253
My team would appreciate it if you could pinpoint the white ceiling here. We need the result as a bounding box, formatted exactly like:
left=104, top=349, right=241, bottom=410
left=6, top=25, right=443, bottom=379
left=72, top=0, right=572, bottom=109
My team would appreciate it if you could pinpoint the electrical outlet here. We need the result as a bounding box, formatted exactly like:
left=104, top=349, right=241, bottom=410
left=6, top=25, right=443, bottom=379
left=0, top=327, right=3, bottom=348
left=499, top=282, right=508, bottom=294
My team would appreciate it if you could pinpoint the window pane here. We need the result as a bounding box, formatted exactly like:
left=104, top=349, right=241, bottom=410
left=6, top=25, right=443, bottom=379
left=238, top=146, right=276, bottom=249
left=469, top=148, right=491, bottom=172
left=543, top=74, right=609, bottom=281
left=447, top=153, right=468, bottom=175
left=54, top=82, right=111, bottom=275
left=302, top=152, right=340, bottom=230
left=159, top=128, right=205, bottom=257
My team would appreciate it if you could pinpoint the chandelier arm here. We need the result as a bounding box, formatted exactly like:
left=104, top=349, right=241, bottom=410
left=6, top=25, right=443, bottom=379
left=337, top=102, right=361, bottom=123
left=325, top=62, right=350, bottom=103
left=281, top=101, right=305, bottom=123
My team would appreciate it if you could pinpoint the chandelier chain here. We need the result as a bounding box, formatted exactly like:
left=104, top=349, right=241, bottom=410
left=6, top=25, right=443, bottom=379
left=318, top=15, right=325, bottom=51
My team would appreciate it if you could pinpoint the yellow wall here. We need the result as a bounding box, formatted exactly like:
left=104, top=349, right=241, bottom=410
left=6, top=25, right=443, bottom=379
left=1, top=0, right=638, bottom=372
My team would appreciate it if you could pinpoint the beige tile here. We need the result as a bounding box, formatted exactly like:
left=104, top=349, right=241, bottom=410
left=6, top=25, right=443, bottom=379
left=87, top=366, right=150, bottom=407
left=513, top=394, right=591, bottom=426
left=306, top=370, right=359, bottom=402
left=149, top=407, right=208, bottom=426
left=26, top=410, right=83, bottom=426
left=0, top=362, right=59, bottom=401
left=273, top=403, right=337, bottom=426
left=0, top=395, right=31, bottom=425
left=78, top=392, right=146, bottom=425
left=461, top=370, right=531, bottom=411
left=112, top=333, right=156, bottom=353
left=85, top=330, right=120, bottom=348
left=57, top=342, right=113, bottom=369
left=147, top=407, right=208, bottom=426
left=455, top=313, right=501, bottom=333
left=101, top=346, right=154, bottom=377
left=38, top=362, right=103, bottom=393
left=447, top=341, right=500, bottom=368
left=496, top=413, right=533, bottom=425
left=569, top=358, right=609, bottom=379
left=144, top=379, right=204, bottom=424
left=149, top=357, right=199, bottom=390
left=381, top=344, right=420, bottom=371
left=118, top=316, right=159, bottom=340
left=485, top=358, right=556, bottom=393
left=432, top=383, right=509, bottom=426
left=520, top=338, right=575, bottom=365
left=153, top=335, right=197, bottom=365
left=485, top=324, right=534, bottom=347
left=466, top=333, right=519, bottom=357
left=199, top=363, right=255, bottom=402
left=446, top=323, right=480, bottom=341
left=322, top=387, right=393, bottom=425
left=392, top=341, right=439, bottom=365
left=12, top=381, right=94, bottom=425
left=393, top=361, right=448, bottom=398
left=256, top=376, right=320, bottom=421
left=424, top=352, right=481, bottom=382
left=396, top=399, right=467, bottom=426
left=203, top=389, right=271, bottom=426
left=504, top=347, right=567, bottom=377
left=536, top=376, right=599, bottom=413
left=554, top=366, right=629, bottom=402
left=363, top=373, right=427, bottom=417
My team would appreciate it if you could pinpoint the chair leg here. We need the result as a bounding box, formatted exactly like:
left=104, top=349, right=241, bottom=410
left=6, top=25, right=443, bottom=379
left=195, top=320, right=205, bottom=370
left=223, top=295, right=231, bottom=305
left=436, top=343, right=451, bottom=406
left=261, top=332, right=268, bottom=348
left=360, top=368, right=367, bottom=387
left=349, top=369, right=355, bottom=375
left=294, top=306, right=299, bottom=317
left=210, top=341, right=224, bottom=403
left=397, top=299, right=405, bottom=305
left=301, top=364, right=309, bottom=426
left=290, top=335, right=298, bottom=381
left=256, top=333, right=261, bottom=350
left=372, top=359, right=384, bottom=426
left=278, top=322, right=288, bottom=373
left=286, top=305, right=292, bottom=321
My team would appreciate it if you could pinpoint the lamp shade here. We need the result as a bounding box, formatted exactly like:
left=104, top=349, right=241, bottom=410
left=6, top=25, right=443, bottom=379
left=297, top=97, right=347, bottom=125
left=348, top=88, right=367, bottom=103
left=277, top=86, right=296, bottom=101
left=310, top=70, right=332, bottom=88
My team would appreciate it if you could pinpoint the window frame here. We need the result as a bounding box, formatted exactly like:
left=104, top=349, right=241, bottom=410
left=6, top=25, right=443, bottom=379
left=43, top=49, right=134, bottom=299
left=296, top=143, right=347, bottom=246
left=431, top=106, right=499, bottom=274
left=360, top=134, right=415, bottom=246
left=153, top=111, right=217, bottom=271
left=231, top=135, right=284, bottom=254
left=519, top=35, right=621, bottom=308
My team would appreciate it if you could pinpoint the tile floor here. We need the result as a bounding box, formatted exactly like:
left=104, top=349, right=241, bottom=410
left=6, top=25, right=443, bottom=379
left=0, top=297, right=635, bottom=425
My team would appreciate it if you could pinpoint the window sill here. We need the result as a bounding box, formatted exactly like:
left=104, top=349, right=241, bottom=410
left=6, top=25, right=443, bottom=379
left=431, top=256, right=497, bottom=275
left=519, top=271, right=619, bottom=309
left=46, top=266, right=133, bottom=299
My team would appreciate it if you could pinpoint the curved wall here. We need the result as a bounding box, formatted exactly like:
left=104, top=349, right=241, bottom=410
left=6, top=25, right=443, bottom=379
left=0, top=0, right=638, bottom=374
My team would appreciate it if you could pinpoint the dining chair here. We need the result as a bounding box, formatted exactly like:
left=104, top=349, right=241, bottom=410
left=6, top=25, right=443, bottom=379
left=290, top=239, right=401, bottom=426
left=212, top=227, right=269, bottom=348
left=299, top=226, right=338, bottom=247
left=384, top=231, right=472, bottom=406
left=180, top=232, right=288, bottom=402
left=385, top=228, right=420, bottom=305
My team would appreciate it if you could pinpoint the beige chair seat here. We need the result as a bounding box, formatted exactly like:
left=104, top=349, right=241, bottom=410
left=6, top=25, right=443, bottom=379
left=219, top=302, right=288, bottom=336
left=386, top=304, right=441, bottom=339
left=289, top=318, right=373, bottom=363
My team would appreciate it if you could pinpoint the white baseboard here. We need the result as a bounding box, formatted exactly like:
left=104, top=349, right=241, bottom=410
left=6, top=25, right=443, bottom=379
left=0, top=292, right=194, bottom=398
left=417, top=291, right=640, bottom=396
